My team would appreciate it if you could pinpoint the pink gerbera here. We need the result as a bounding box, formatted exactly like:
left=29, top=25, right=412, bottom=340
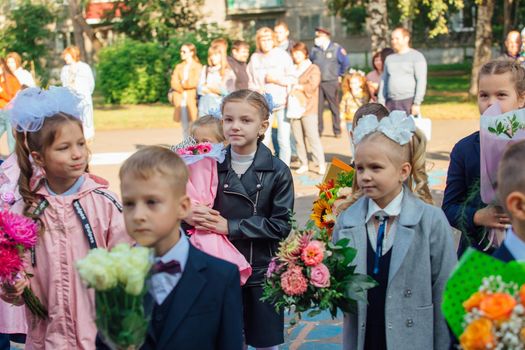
left=0, top=245, right=24, bottom=283
left=0, top=211, right=39, bottom=249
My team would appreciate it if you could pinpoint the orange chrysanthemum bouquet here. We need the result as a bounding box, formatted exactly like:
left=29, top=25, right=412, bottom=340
left=442, top=249, right=525, bottom=350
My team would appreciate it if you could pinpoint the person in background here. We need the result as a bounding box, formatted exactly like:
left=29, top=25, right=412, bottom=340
left=247, top=27, right=295, bottom=166
left=340, top=69, right=370, bottom=151
left=378, top=27, right=427, bottom=116
left=366, top=51, right=383, bottom=102
left=0, top=58, right=20, bottom=153
left=289, top=42, right=326, bottom=175
left=274, top=21, right=295, bottom=54
left=310, top=27, right=350, bottom=138
left=500, top=30, right=522, bottom=62
left=197, top=44, right=235, bottom=117
left=227, top=40, right=250, bottom=91
left=171, top=43, right=203, bottom=138
left=6, top=52, right=35, bottom=88
left=60, top=46, right=96, bottom=141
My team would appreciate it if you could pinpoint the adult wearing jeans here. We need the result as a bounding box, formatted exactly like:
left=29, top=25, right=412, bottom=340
left=248, top=27, right=294, bottom=166
left=378, top=27, right=427, bottom=115
left=289, top=42, right=326, bottom=175
left=310, top=27, right=350, bottom=138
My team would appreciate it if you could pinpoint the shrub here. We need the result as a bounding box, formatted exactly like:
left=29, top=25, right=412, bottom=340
left=96, top=24, right=236, bottom=104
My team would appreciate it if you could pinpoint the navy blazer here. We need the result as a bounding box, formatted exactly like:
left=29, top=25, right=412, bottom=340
left=492, top=243, right=516, bottom=262
left=141, top=244, right=243, bottom=350
left=442, top=132, right=485, bottom=254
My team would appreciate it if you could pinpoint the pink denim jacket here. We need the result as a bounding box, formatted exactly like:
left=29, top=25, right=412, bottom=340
left=11, top=171, right=130, bottom=350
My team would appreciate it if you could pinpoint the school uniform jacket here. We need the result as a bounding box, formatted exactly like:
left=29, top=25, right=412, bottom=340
left=141, top=244, right=243, bottom=350
left=333, top=190, right=457, bottom=350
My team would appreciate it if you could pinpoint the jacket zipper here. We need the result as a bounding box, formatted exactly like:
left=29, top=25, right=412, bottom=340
left=223, top=173, right=263, bottom=266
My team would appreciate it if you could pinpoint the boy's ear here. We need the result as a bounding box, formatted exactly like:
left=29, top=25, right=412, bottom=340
left=177, top=194, right=192, bottom=220
left=506, top=191, right=525, bottom=221
left=31, top=151, right=45, bottom=167
left=519, top=92, right=525, bottom=109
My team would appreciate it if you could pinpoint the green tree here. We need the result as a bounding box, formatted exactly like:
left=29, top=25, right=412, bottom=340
left=106, top=0, right=204, bottom=45
left=329, top=0, right=463, bottom=51
left=0, top=0, right=55, bottom=85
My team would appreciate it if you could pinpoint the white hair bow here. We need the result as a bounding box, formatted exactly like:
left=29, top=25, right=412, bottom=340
left=6, top=86, right=86, bottom=133
left=353, top=110, right=416, bottom=145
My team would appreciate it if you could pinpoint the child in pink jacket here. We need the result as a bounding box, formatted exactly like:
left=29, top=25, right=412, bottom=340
left=0, top=87, right=130, bottom=350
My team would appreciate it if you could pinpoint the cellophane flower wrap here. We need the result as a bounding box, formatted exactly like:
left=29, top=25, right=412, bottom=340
left=263, top=167, right=376, bottom=325
left=480, top=104, right=525, bottom=204
left=172, top=140, right=252, bottom=285
left=76, top=244, right=151, bottom=349
left=442, top=249, right=525, bottom=349
left=0, top=209, right=47, bottom=319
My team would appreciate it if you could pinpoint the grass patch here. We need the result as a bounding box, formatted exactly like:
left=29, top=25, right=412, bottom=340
left=92, top=63, right=477, bottom=130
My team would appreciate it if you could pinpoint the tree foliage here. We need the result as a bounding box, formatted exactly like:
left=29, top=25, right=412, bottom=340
left=329, top=0, right=464, bottom=40
left=0, top=0, right=55, bottom=85
left=106, top=0, right=204, bottom=45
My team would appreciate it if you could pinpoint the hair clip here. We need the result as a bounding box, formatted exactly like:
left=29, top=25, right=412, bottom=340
left=354, top=110, right=416, bottom=145
left=208, top=107, right=222, bottom=119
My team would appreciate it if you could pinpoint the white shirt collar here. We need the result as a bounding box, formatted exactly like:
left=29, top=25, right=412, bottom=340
left=155, top=230, right=190, bottom=272
left=365, top=188, right=404, bottom=223
left=504, top=227, right=525, bottom=261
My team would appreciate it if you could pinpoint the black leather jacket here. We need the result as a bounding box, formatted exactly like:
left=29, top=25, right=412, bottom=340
left=213, top=143, right=294, bottom=286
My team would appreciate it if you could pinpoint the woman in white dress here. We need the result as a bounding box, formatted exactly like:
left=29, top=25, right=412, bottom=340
left=60, top=46, right=95, bottom=140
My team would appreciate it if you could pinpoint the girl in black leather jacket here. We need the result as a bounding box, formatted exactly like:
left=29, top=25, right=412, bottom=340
left=192, top=89, right=294, bottom=350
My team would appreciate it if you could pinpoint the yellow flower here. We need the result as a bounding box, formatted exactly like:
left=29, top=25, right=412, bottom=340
left=311, top=199, right=334, bottom=229
left=77, top=248, right=118, bottom=290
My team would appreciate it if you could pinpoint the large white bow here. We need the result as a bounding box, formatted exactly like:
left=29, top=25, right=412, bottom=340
left=353, top=110, right=416, bottom=145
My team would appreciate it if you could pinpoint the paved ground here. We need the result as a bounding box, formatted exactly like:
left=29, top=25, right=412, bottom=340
left=9, top=118, right=478, bottom=349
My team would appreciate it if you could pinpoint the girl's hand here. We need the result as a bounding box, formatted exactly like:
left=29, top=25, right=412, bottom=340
left=194, top=209, right=229, bottom=235
left=474, top=206, right=511, bottom=229
left=1, top=276, right=29, bottom=306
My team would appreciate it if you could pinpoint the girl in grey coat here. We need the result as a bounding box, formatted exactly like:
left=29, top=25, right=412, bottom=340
left=333, top=112, right=457, bottom=350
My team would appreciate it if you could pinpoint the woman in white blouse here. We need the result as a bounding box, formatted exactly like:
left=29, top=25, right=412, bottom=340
left=6, top=52, right=36, bottom=88
left=60, top=46, right=95, bottom=140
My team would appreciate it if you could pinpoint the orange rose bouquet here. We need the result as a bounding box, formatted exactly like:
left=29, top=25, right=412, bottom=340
left=442, top=249, right=525, bottom=350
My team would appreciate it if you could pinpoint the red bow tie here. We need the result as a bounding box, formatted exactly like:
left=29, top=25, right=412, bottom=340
left=151, top=260, right=182, bottom=275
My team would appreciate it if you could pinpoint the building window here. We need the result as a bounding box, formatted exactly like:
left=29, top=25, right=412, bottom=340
left=299, top=14, right=320, bottom=40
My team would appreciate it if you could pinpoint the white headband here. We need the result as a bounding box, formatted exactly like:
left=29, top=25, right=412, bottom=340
left=353, top=110, right=416, bottom=145
left=6, top=86, right=85, bottom=133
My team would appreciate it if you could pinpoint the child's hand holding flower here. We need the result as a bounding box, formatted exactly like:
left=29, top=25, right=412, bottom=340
left=1, top=275, right=29, bottom=306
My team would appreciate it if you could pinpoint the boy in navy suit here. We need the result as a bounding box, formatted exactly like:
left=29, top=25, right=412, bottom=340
left=493, top=140, right=525, bottom=262
left=119, top=146, right=243, bottom=350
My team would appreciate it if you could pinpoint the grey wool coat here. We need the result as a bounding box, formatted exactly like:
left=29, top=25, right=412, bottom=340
left=333, top=190, right=457, bottom=350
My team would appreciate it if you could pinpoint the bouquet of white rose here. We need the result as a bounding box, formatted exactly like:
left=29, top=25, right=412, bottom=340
left=76, top=244, right=152, bottom=350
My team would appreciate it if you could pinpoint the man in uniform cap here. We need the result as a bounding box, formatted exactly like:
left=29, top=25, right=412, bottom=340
left=310, top=27, right=350, bottom=138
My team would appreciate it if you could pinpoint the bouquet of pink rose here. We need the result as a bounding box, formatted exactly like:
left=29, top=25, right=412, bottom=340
left=262, top=220, right=376, bottom=324
left=0, top=210, right=48, bottom=319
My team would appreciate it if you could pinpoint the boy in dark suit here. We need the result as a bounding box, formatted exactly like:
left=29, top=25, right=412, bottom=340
left=493, top=140, right=525, bottom=262
left=119, top=146, right=243, bottom=350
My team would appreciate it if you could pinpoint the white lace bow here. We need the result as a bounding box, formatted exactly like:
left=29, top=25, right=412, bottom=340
left=353, top=110, right=416, bottom=145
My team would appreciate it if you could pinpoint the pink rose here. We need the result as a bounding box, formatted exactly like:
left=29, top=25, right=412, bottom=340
left=1, top=192, right=15, bottom=205
left=301, top=240, right=325, bottom=266
left=309, top=263, right=331, bottom=288
left=280, top=265, right=308, bottom=296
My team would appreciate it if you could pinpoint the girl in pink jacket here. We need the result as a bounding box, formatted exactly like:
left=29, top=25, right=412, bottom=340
left=0, top=87, right=130, bottom=350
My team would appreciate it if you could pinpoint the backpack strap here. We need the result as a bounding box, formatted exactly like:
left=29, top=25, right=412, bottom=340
left=93, top=189, right=123, bottom=213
